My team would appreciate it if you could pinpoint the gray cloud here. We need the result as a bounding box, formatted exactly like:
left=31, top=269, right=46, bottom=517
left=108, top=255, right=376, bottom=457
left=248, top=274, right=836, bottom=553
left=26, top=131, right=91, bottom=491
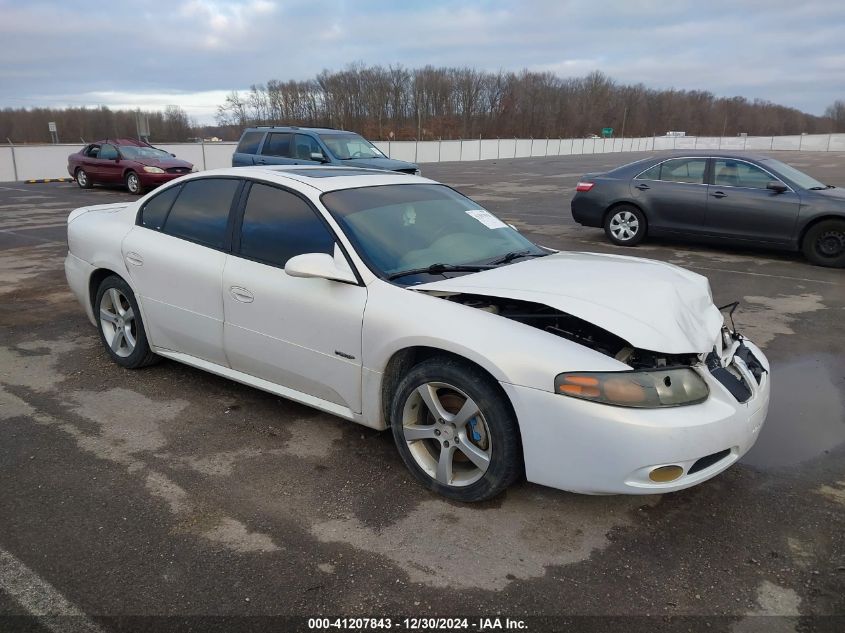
left=0, top=0, right=842, bottom=122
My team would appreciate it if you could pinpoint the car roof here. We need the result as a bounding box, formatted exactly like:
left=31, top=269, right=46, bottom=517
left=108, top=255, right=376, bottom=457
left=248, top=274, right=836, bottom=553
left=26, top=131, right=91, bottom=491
left=89, top=138, right=151, bottom=147
left=184, top=165, right=429, bottom=193
left=244, top=126, right=356, bottom=136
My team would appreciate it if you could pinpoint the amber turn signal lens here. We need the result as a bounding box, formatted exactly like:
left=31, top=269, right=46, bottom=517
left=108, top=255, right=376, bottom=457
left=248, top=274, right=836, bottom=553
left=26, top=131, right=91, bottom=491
left=649, top=465, right=684, bottom=483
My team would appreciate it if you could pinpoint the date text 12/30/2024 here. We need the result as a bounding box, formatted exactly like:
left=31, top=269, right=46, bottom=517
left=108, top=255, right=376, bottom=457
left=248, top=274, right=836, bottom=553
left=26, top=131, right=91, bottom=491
left=307, top=617, right=528, bottom=630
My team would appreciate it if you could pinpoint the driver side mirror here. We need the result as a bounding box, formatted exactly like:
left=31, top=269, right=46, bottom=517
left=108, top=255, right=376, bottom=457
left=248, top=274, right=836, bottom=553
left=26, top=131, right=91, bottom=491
left=766, top=181, right=788, bottom=194
left=285, top=252, right=356, bottom=284
left=311, top=152, right=329, bottom=163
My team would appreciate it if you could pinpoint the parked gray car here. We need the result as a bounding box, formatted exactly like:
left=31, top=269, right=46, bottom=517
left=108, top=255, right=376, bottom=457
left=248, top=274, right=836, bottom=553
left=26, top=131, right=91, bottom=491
left=232, top=126, right=420, bottom=175
left=571, top=152, right=845, bottom=267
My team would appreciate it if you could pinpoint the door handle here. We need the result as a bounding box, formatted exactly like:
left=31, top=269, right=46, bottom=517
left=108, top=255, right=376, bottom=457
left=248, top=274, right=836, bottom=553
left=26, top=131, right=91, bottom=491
left=125, top=252, right=143, bottom=266
left=254, top=158, right=267, bottom=165
left=711, top=191, right=727, bottom=199
left=230, top=286, right=254, bottom=303
left=635, top=183, right=650, bottom=191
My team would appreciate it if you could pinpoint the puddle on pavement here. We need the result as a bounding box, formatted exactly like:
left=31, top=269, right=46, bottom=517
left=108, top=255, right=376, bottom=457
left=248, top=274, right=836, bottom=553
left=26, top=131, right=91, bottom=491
left=742, top=354, right=845, bottom=469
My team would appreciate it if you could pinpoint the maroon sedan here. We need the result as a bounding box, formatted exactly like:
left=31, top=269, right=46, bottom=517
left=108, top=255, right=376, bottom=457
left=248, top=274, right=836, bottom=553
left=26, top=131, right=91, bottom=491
left=67, top=138, right=194, bottom=195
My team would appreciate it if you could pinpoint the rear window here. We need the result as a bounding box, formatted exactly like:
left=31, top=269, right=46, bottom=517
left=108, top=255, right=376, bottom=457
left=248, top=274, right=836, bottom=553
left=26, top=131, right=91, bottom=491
left=236, top=131, right=264, bottom=155
left=139, top=184, right=181, bottom=230
left=162, top=178, right=240, bottom=249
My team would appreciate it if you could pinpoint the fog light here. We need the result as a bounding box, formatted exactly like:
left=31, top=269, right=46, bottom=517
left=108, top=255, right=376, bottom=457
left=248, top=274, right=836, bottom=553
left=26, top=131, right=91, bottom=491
left=649, top=465, right=684, bottom=483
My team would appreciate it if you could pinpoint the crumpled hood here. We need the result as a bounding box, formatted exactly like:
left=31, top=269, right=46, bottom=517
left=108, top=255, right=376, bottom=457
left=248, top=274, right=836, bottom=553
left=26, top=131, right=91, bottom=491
left=415, top=252, right=724, bottom=354
left=341, top=157, right=417, bottom=171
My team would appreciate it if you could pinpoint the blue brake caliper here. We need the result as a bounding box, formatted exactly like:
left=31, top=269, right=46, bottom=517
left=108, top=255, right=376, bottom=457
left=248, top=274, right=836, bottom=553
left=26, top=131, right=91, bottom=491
left=468, top=417, right=482, bottom=442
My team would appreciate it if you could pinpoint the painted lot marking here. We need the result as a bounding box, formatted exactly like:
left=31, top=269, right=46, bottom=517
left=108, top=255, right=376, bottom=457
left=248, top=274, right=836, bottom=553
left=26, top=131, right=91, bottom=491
left=0, top=547, right=105, bottom=633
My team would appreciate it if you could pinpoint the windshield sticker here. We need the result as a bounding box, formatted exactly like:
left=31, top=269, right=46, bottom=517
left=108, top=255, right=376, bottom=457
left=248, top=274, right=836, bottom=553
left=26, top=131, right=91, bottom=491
left=465, top=209, right=507, bottom=229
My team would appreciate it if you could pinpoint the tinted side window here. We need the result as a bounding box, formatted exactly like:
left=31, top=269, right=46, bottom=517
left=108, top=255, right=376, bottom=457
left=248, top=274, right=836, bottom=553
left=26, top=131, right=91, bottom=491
left=637, top=164, right=661, bottom=180
left=294, top=134, right=324, bottom=160
left=99, top=144, right=118, bottom=160
left=714, top=160, right=775, bottom=189
left=659, top=158, right=707, bottom=184
left=239, top=183, right=334, bottom=267
left=140, top=184, right=181, bottom=230
left=261, top=133, right=293, bottom=157
left=236, top=131, right=264, bottom=155
left=163, top=178, right=239, bottom=248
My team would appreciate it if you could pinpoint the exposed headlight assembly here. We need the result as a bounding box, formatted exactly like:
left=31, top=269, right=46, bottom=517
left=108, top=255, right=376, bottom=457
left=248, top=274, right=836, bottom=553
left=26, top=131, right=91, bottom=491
left=555, top=368, right=709, bottom=408
left=142, top=166, right=165, bottom=174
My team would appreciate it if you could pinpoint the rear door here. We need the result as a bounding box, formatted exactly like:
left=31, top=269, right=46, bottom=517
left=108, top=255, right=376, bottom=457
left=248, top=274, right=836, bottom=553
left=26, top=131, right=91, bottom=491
left=232, top=131, right=265, bottom=166
left=705, top=158, right=800, bottom=243
left=222, top=181, right=367, bottom=412
left=122, top=177, right=242, bottom=365
left=253, top=132, right=296, bottom=166
left=630, top=157, right=710, bottom=234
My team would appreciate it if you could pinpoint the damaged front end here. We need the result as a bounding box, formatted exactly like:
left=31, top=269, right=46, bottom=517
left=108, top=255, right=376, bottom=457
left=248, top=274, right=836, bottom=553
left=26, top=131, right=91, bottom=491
left=432, top=292, right=700, bottom=370
left=706, top=302, right=768, bottom=403
left=428, top=292, right=768, bottom=407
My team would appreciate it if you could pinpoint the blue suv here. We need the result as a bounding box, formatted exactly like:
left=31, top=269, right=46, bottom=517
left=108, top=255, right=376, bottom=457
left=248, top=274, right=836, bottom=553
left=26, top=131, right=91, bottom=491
left=232, top=126, right=420, bottom=174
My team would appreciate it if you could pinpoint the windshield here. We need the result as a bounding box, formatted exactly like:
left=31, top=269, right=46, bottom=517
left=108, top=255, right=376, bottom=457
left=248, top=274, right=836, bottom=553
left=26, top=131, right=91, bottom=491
left=118, top=146, right=172, bottom=160
left=321, top=184, right=546, bottom=283
left=761, top=158, right=826, bottom=190
left=320, top=134, right=386, bottom=160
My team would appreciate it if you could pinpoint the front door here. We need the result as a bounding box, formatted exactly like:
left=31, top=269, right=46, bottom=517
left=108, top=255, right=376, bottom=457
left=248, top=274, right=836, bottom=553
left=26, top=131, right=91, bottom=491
left=122, top=177, right=242, bottom=365
left=222, top=181, right=367, bottom=412
left=96, top=143, right=123, bottom=183
left=630, top=157, right=710, bottom=234
left=705, top=158, right=800, bottom=243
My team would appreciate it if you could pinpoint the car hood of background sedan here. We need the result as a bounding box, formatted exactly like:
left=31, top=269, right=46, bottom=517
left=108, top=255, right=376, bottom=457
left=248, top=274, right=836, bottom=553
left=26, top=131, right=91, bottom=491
left=415, top=252, right=725, bottom=355
left=340, top=157, right=416, bottom=171
left=131, top=157, right=193, bottom=169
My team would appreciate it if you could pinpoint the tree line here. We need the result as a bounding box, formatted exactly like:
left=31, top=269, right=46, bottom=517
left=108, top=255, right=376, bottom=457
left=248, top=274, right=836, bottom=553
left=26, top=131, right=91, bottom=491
left=1, top=67, right=843, bottom=144
left=0, top=105, right=192, bottom=144
left=215, top=66, right=844, bottom=140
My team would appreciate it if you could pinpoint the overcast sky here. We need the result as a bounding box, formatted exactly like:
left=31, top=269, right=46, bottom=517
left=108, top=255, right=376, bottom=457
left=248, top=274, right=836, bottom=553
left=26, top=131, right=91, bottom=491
left=1, top=0, right=843, bottom=123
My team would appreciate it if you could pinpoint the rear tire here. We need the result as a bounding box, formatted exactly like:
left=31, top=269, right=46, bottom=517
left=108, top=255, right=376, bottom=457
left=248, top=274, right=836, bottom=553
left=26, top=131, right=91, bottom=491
left=94, top=275, right=159, bottom=369
left=604, top=204, right=647, bottom=246
left=389, top=357, right=522, bottom=502
left=802, top=219, right=845, bottom=268
left=125, top=171, right=144, bottom=195
left=75, top=168, right=93, bottom=189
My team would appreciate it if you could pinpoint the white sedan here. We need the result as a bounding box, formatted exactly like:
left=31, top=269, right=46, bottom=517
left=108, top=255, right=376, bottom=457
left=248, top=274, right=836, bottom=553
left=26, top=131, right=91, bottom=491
left=65, top=166, right=770, bottom=501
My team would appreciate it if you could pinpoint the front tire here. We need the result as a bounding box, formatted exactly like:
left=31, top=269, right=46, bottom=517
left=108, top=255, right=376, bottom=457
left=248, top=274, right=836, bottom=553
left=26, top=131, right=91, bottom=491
left=125, top=171, right=144, bottom=195
left=75, top=168, right=93, bottom=189
left=94, top=275, right=159, bottom=368
left=390, top=357, right=522, bottom=502
left=604, top=204, right=647, bottom=246
left=802, top=219, right=845, bottom=268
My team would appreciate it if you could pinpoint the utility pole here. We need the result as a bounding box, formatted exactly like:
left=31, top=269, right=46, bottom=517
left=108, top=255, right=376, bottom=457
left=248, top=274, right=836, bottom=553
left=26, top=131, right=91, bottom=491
left=620, top=105, right=628, bottom=140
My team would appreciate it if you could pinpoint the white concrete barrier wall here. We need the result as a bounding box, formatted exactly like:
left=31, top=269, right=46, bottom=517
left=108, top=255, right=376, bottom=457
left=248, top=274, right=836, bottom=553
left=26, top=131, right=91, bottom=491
left=0, top=147, right=16, bottom=181
left=829, top=134, right=845, bottom=151
left=2, top=134, right=843, bottom=181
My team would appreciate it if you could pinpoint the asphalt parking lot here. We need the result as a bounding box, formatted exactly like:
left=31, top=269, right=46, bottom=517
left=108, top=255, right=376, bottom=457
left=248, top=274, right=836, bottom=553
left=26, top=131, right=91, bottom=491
left=1, top=151, right=843, bottom=631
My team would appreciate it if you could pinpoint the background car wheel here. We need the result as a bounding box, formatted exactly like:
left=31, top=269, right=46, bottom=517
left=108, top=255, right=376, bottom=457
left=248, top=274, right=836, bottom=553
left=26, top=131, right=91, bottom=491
left=125, top=171, right=144, bottom=195
left=802, top=219, right=845, bottom=268
left=75, top=168, right=93, bottom=189
left=95, top=275, right=159, bottom=369
left=604, top=205, right=647, bottom=246
left=390, top=356, right=522, bottom=502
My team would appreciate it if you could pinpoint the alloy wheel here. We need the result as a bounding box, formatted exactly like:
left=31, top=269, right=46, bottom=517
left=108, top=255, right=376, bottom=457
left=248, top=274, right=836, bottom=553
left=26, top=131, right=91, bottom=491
left=77, top=170, right=88, bottom=187
left=99, top=288, right=137, bottom=358
left=401, top=382, right=492, bottom=487
left=127, top=173, right=140, bottom=194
